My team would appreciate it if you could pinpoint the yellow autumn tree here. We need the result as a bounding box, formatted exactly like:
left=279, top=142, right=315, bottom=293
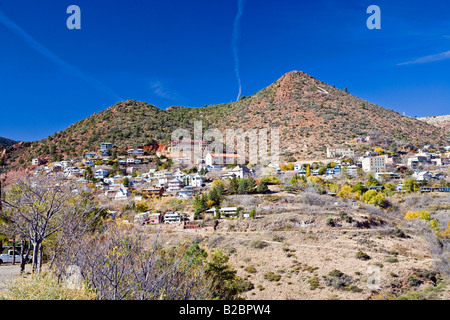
left=438, top=222, right=450, bottom=239
left=212, top=180, right=224, bottom=188
left=405, top=210, right=430, bottom=221
left=337, top=185, right=353, bottom=200
left=307, top=176, right=324, bottom=186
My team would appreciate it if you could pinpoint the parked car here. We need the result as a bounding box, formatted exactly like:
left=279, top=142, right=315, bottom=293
left=0, top=250, right=31, bottom=264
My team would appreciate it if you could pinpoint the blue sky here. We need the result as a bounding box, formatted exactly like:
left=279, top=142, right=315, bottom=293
left=1, top=0, right=450, bottom=141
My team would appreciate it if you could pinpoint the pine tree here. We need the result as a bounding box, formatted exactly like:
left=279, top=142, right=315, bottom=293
left=238, top=179, right=248, bottom=194
left=246, top=177, right=257, bottom=194
left=230, top=176, right=239, bottom=194
left=256, top=181, right=268, bottom=194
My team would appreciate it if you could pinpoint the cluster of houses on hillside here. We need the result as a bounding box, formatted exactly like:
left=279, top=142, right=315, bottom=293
left=264, top=145, right=450, bottom=183
left=30, top=141, right=450, bottom=205
left=30, top=141, right=260, bottom=203
left=321, top=145, right=450, bottom=184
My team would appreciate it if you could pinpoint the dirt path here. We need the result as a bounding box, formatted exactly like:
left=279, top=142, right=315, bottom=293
left=0, top=264, right=27, bottom=292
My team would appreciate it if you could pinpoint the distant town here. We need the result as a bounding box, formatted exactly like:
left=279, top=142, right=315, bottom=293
left=27, top=139, right=450, bottom=229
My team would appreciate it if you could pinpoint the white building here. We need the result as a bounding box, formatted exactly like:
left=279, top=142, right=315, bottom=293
left=374, top=172, right=401, bottom=181
left=205, top=152, right=240, bottom=166
left=205, top=207, right=238, bottom=218
left=412, top=171, right=432, bottom=181
left=85, top=152, right=97, bottom=159
left=178, top=186, right=194, bottom=198
left=191, top=174, right=203, bottom=187
left=100, top=142, right=113, bottom=151
left=362, top=155, right=387, bottom=173
left=157, top=178, right=169, bottom=188
left=326, top=146, right=354, bottom=159
left=346, top=165, right=358, bottom=176
left=154, top=171, right=173, bottom=179
left=173, top=169, right=186, bottom=179
left=168, top=178, right=183, bottom=192
left=94, top=169, right=109, bottom=179
left=114, top=188, right=131, bottom=201
left=164, top=211, right=182, bottom=223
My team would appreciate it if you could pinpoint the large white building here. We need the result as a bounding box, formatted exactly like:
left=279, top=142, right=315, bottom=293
left=205, top=152, right=240, bottom=166
left=164, top=211, right=182, bottom=223
left=167, top=178, right=183, bottom=192
left=114, top=188, right=131, bottom=201
left=191, top=174, right=203, bottom=187
left=346, top=165, right=358, bottom=176
left=362, top=155, right=387, bottom=173
left=326, top=146, right=355, bottom=159
left=100, top=142, right=114, bottom=151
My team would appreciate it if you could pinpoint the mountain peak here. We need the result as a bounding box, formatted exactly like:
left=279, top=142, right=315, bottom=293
left=3, top=71, right=446, bottom=167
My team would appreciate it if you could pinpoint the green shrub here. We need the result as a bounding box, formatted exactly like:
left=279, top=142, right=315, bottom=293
left=389, top=250, right=398, bottom=256
left=249, top=239, right=268, bottom=249
left=386, top=257, right=398, bottom=263
left=345, top=284, right=363, bottom=293
left=283, top=185, right=295, bottom=192
left=272, top=235, right=285, bottom=242
left=326, top=218, right=335, bottom=227
left=307, top=277, right=320, bottom=290
left=264, top=272, right=282, bottom=282
left=324, top=269, right=353, bottom=290
left=339, top=212, right=353, bottom=223
left=244, top=266, right=257, bottom=274
left=356, top=251, right=371, bottom=261
left=392, top=227, right=407, bottom=238
left=407, top=276, right=423, bottom=287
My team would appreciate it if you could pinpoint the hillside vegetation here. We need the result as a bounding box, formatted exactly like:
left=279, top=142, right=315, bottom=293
left=2, top=71, right=447, bottom=167
left=0, top=137, right=17, bottom=148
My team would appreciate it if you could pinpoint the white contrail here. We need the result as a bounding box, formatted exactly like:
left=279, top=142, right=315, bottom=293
left=0, top=10, right=122, bottom=101
left=232, top=0, right=246, bottom=101
left=398, top=50, right=450, bottom=66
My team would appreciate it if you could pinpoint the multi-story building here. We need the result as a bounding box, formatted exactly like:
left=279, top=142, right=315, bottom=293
left=205, top=152, right=241, bottom=166
left=167, top=178, right=183, bottom=192
left=149, top=213, right=162, bottom=224
left=94, top=169, right=109, bottom=179
left=191, top=174, right=203, bottom=187
left=164, top=211, right=182, bottom=223
left=362, top=155, right=387, bottom=173
left=100, top=142, right=113, bottom=151
left=178, top=186, right=194, bottom=198
left=345, top=165, right=358, bottom=176
left=127, top=148, right=144, bottom=156
left=326, top=146, right=355, bottom=159
left=169, top=140, right=208, bottom=152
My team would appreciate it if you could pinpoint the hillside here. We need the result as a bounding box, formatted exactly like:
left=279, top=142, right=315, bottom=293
left=2, top=71, right=447, bottom=167
left=418, top=115, right=450, bottom=133
left=0, top=137, right=17, bottom=148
